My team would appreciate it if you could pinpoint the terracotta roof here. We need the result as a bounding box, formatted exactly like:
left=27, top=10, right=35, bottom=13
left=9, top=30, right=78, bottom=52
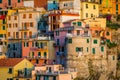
left=0, top=58, right=24, bottom=67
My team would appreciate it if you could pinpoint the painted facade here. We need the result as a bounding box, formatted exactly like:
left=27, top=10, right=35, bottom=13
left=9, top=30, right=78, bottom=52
left=47, top=0, right=59, bottom=10
left=32, top=64, right=77, bottom=80
left=0, top=58, right=34, bottom=80
left=0, top=0, right=23, bottom=9
left=22, top=36, right=55, bottom=65
left=7, top=8, right=45, bottom=40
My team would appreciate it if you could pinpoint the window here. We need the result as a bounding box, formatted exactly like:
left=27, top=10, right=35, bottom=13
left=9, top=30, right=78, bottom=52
left=8, top=32, right=10, bottom=37
left=92, top=48, right=95, bottom=54
left=91, top=14, right=93, bottom=17
left=56, top=31, right=59, bottom=36
left=44, top=52, right=47, bottom=58
left=30, top=22, right=33, bottom=27
left=53, top=1, right=55, bottom=4
left=87, top=39, right=89, bottom=43
left=77, top=22, right=81, bottom=26
left=36, top=59, right=39, bottom=64
left=38, top=52, right=41, bottom=57
left=3, top=19, right=5, bottom=24
left=32, top=52, right=34, bottom=57
left=106, top=39, right=110, bottom=43
left=8, top=24, right=11, bottom=28
left=86, top=4, right=88, bottom=8
left=101, top=46, right=104, bottom=52
left=18, top=0, right=20, bottom=3
left=0, top=34, right=3, bottom=38
left=57, top=39, right=59, bottom=45
left=3, top=26, right=5, bottom=30
left=93, top=40, right=97, bottom=44
left=76, top=47, right=83, bottom=52
left=23, top=14, right=26, bottom=19
left=29, top=14, right=32, bottom=18
left=106, top=32, right=110, bottom=36
left=87, top=47, right=88, bottom=52
left=16, top=32, right=19, bottom=38
left=86, top=13, right=88, bottom=17
left=24, top=42, right=29, bottom=47
left=73, top=22, right=76, bottom=25
left=29, top=31, right=32, bottom=38
left=15, top=23, right=18, bottom=28
left=93, top=5, right=96, bottom=9
left=77, top=30, right=80, bottom=35
left=0, top=0, right=2, bottom=3
left=8, top=16, right=11, bottom=20
left=8, top=68, right=12, bottom=74
left=113, top=56, right=115, bottom=60
left=68, top=38, right=72, bottom=43
left=14, top=16, right=17, bottom=20
left=116, top=4, right=118, bottom=10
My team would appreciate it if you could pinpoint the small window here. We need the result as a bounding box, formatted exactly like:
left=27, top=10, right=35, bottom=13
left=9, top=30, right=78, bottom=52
left=106, top=39, right=110, bottom=43
left=24, top=42, right=29, bottom=47
left=18, top=0, right=20, bottom=3
left=68, top=30, right=72, bottom=33
left=68, top=38, right=72, bottom=43
left=106, top=32, right=110, bottom=36
left=3, top=26, right=5, bottom=30
left=76, top=47, right=83, bottom=52
left=23, top=14, right=26, bottom=19
left=38, top=52, right=41, bottom=57
left=101, top=46, right=104, bottom=52
left=55, top=31, right=59, bottom=36
left=8, top=68, right=12, bottom=74
left=93, top=40, right=97, bottom=44
left=0, top=0, right=2, bottom=3
left=92, top=48, right=95, bottom=54
left=86, top=13, right=88, bottom=17
left=30, top=22, right=33, bottom=27
left=14, top=16, right=17, bottom=20
left=86, top=4, right=88, bottom=8
left=113, top=56, right=115, bottom=60
left=29, top=14, right=32, bottom=18
left=8, top=16, right=11, bottom=20
left=44, top=52, right=47, bottom=58
left=8, top=32, right=10, bottom=37
left=93, top=5, right=96, bottom=9
left=73, top=22, right=76, bottom=25
left=87, top=47, right=88, bottom=52
left=87, top=39, right=89, bottom=43
left=77, top=22, right=81, bottom=26
left=53, top=1, right=55, bottom=4
left=32, top=52, right=34, bottom=57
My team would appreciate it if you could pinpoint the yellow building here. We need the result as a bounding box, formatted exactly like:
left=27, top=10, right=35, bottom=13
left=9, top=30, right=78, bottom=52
left=81, top=1, right=99, bottom=19
left=0, top=11, right=8, bottom=59
left=0, top=58, right=34, bottom=80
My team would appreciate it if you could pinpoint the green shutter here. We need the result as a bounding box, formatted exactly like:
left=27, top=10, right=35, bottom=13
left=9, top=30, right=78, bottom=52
left=44, top=52, right=47, bottom=58
left=3, top=26, right=5, bottom=30
left=0, top=34, right=3, bottom=38
left=76, top=47, right=78, bottom=52
left=87, top=39, right=89, bottom=43
left=73, top=22, right=76, bottom=25
left=92, top=48, right=95, bottom=54
left=106, top=39, right=110, bottom=43
left=68, top=39, right=72, bottom=43
left=101, top=46, right=104, bottom=52
left=77, top=22, right=82, bottom=26
left=116, top=4, right=118, bottom=10
left=93, top=40, right=97, bottom=44
left=32, top=52, right=34, bottom=57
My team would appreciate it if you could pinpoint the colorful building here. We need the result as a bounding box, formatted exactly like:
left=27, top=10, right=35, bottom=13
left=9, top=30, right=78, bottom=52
left=80, top=1, right=99, bottom=19
left=22, top=36, right=55, bottom=66
left=0, top=58, right=34, bottom=80
left=32, top=64, right=77, bottom=80
left=7, top=8, right=45, bottom=40
left=47, top=0, right=59, bottom=11
left=0, top=0, right=23, bottom=9
left=0, top=10, right=7, bottom=59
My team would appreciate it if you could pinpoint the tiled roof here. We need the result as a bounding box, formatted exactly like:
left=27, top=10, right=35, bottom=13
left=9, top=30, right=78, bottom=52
left=0, top=58, right=24, bottom=67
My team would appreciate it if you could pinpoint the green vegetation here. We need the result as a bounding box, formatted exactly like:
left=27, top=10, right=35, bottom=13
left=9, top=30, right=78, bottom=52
left=107, top=42, right=117, bottom=49
left=107, top=23, right=119, bottom=30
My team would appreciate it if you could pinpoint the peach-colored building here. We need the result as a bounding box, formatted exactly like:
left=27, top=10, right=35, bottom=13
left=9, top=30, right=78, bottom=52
left=32, top=64, right=77, bottom=80
left=7, top=8, right=46, bottom=40
left=0, top=0, right=23, bottom=9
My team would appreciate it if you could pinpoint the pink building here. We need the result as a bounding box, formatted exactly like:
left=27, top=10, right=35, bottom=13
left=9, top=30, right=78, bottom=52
left=0, top=0, right=23, bottom=9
